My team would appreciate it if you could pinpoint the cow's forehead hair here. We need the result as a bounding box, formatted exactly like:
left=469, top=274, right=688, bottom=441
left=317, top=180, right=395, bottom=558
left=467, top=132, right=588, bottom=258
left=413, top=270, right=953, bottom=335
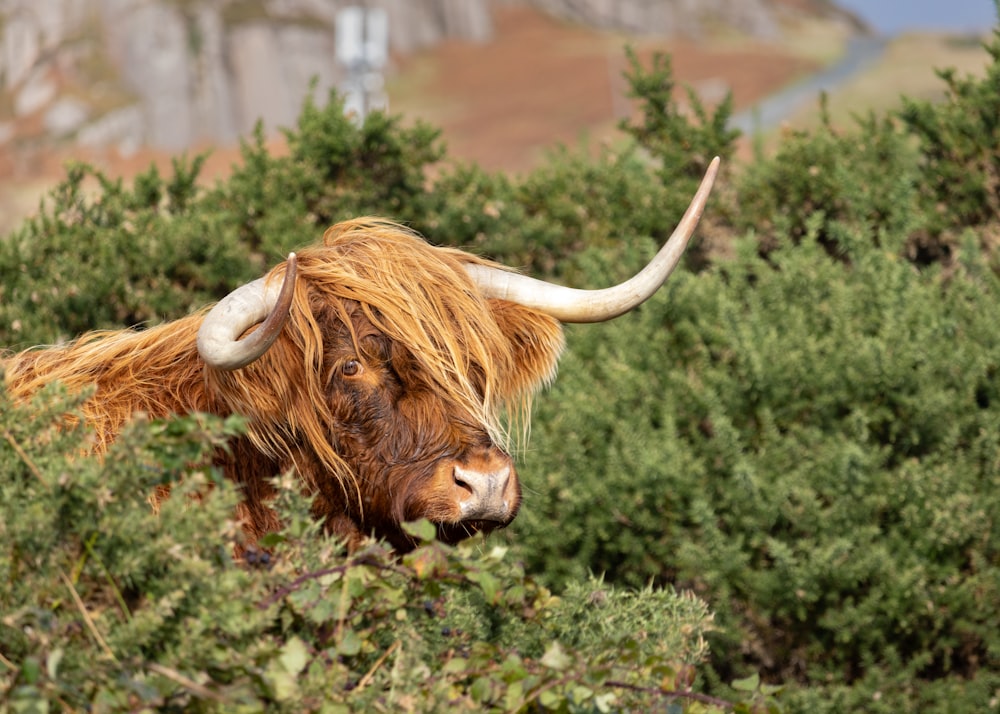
left=286, top=217, right=528, bottom=445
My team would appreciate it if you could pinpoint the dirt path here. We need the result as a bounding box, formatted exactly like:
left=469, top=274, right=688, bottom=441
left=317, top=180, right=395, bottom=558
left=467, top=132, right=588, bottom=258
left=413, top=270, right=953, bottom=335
left=390, top=5, right=819, bottom=173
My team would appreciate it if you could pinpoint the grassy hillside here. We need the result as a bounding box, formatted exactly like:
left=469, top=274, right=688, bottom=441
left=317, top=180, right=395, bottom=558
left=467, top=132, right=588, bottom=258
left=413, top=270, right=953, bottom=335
left=780, top=31, right=992, bottom=133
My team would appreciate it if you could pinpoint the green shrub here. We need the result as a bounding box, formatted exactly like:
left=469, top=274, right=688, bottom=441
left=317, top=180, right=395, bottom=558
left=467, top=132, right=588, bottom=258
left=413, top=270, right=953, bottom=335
left=0, top=49, right=771, bottom=711
left=897, top=21, right=1000, bottom=235
left=217, top=93, right=445, bottom=259
left=0, top=381, right=725, bottom=712
left=416, top=45, right=738, bottom=277
left=498, top=25, right=1000, bottom=710
left=737, top=17, right=1000, bottom=265
left=0, top=157, right=254, bottom=348
left=421, top=146, right=706, bottom=278
left=0, top=93, right=446, bottom=350
left=0, top=48, right=735, bottom=350
left=617, top=47, right=740, bottom=182
left=510, top=227, right=1000, bottom=711
left=735, top=104, right=923, bottom=258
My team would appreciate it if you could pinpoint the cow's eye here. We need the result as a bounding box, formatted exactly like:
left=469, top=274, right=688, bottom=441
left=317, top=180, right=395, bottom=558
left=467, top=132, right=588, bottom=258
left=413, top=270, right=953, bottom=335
left=342, top=359, right=362, bottom=377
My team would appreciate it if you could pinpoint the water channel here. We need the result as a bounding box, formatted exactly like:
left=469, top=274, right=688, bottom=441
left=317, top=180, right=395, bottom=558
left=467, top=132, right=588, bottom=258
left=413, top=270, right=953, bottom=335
left=728, top=35, right=888, bottom=135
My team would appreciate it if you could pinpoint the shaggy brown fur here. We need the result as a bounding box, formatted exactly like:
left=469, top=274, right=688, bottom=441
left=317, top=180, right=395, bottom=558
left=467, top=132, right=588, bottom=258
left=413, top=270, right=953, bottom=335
left=3, top=218, right=565, bottom=550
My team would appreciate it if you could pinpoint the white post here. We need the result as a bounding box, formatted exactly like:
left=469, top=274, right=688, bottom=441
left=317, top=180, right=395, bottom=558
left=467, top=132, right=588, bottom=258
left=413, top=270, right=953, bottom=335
left=336, top=6, right=389, bottom=122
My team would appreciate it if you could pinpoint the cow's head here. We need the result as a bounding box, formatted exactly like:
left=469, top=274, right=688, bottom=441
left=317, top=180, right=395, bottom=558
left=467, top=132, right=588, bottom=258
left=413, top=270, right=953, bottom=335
left=196, top=159, right=719, bottom=550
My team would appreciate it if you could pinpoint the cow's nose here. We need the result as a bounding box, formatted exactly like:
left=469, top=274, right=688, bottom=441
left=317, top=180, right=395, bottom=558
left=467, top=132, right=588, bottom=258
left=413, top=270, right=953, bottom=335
left=453, top=463, right=513, bottom=520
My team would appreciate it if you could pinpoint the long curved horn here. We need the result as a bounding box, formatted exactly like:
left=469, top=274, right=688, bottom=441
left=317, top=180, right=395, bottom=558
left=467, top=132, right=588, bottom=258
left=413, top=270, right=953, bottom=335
left=197, top=253, right=298, bottom=371
left=464, top=156, right=720, bottom=323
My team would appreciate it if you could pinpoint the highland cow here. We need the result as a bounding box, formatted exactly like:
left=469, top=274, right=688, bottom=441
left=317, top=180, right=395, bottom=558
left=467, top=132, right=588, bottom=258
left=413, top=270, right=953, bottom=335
left=3, top=159, right=719, bottom=552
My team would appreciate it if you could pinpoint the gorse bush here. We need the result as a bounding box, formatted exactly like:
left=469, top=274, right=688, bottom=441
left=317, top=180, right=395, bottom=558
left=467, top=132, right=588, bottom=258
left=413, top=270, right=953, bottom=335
left=0, top=51, right=755, bottom=712
left=734, top=107, right=924, bottom=257
left=737, top=20, right=1000, bottom=265
left=508, top=20, right=1000, bottom=711
left=0, top=156, right=247, bottom=346
left=0, top=382, right=723, bottom=713
left=511, top=225, right=1000, bottom=712
left=0, top=72, right=723, bottom=349
left=0, top=96, right=447, bottom=349
left=618, top=47, right=739, bottom=180
left=425, top=145, right=708, bottom=278
left=220, top=96, right=445, bottom=258
left=897, top=21, right=1000, bottom=235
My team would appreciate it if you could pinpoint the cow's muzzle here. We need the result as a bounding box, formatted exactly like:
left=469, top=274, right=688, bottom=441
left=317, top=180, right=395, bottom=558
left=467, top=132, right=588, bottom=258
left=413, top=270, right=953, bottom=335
left=424, top=449, right=522, bottom=535
left=453, top=461, right=515, bottom=521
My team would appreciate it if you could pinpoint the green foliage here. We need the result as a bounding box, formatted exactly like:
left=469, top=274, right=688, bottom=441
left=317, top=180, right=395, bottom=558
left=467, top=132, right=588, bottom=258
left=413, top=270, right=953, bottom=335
left=737, top=16, right=1000, bottom=263
left=735, top=101, right=924, bottom=257
left=0, top=156, right=252, bottom=347
left=415, top=45, right=740, bottom=276
left=0, top=57, right=733, bottom=349
left=618, top=46, right=740, bottom=180
left=219, top=92, right=445, bottom=260
left=0, top=381, right=720, bottom=712
left=896, top=19, right=1000, bottom=233
left=502, top=25, right=1000, bottom=711
left=0, top=57, right=763, bottom=706
left=422, top=146, right=706, bottom=278
left=0, top=92, right=445, bottom=349
left=511, top=228, right=1000, bottom=711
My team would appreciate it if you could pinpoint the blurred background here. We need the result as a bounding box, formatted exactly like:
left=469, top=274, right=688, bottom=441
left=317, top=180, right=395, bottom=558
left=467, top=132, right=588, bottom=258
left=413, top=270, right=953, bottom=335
left=0, top=0, right=995, bottom=235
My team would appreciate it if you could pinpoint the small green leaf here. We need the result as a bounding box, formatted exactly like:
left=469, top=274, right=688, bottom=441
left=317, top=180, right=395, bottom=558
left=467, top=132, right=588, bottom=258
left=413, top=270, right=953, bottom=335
left=504, top=680, right=524, bottom=711
left=442, top=657, right=468, bottom=675
left=539, top=688, right=562, bottom=708
left=21, top=657, right=41, bottom=685
left=280, top=636, right=310, bottom=675
left=595, top=692, right=617, bottom=713
left=402, top=518, right=436, bottom=542
left=306, top=597, right=338, bottom=625
left=257, top=532, right=286, bottom=548
left=540, top=641, right=571, bottom=671
left=731, top=672, right=760, bottom=692
left=467, top=569, right=501, bottom=604
left=270, top=669, right=297, bottom=702
left=319, top=704, right=350, bottom=714
left=469, top=676, right=493, bottom=702
left=337, top=629, right=362, bottom=657
left=405, top=545, right=448, bottom=578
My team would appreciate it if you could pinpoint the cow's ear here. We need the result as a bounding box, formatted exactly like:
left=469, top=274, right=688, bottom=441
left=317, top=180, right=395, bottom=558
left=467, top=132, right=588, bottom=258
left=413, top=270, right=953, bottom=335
left=486, top=299, right=565, bottom=398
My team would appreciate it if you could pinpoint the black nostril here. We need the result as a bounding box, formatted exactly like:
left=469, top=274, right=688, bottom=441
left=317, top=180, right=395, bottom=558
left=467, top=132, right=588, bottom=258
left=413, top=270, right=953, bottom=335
left=453, top=465, right=510, bottom=499
left=453, top=472, right=473, bottom=494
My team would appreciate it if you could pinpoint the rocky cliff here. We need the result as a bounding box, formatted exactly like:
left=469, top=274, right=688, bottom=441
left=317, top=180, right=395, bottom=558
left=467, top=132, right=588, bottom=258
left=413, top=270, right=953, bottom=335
left=0, top=0, right=493, bottom=153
